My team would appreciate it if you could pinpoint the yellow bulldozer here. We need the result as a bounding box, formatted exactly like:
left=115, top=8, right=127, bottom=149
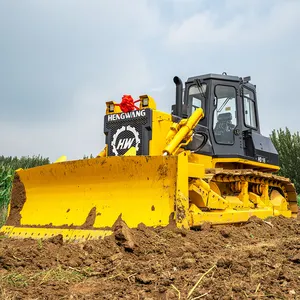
left=1, top=73, right=298, bottom=241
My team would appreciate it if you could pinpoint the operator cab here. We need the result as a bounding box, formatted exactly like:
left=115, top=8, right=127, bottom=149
left=171, top=73, right=279, bottom=166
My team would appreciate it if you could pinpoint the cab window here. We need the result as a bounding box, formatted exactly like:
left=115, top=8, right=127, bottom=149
left=188, top=83, right=207, bottom=114
left=213, top=85, right=237, bottom=145
left=243, top=87, right=257, bottom=128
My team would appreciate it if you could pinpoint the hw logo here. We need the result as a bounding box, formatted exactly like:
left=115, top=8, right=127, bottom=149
left=111, top=125, right=141, bottom=156
left=116, top=138, right=135, bottom=150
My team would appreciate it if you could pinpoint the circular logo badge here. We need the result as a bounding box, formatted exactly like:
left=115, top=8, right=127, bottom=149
left=111, top=125, right=141, bottom=156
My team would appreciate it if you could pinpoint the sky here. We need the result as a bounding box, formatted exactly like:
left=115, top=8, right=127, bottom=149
left=1, top=0, right=299, bottom=162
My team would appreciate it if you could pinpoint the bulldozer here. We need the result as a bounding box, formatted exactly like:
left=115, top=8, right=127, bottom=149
left=1, top=72, right=298, bottom=242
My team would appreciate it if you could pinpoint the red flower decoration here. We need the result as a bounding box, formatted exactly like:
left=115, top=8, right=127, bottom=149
left=115, top=95, right=140, bottom=113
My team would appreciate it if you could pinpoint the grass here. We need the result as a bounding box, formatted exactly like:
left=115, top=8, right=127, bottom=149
left=0, top=265, right=86, bottom=300
left=0, top=265, right=89, bottom=300
left=0, top=155, right=50, bottom=170
left=1, top=272, right=29, bottom=288
left=0, top=165, right=14, bottom=225
left=35, top=266, right=85, bottom=284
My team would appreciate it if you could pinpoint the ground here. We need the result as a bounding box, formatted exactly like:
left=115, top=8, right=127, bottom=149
left=0, top=214, right=299, bottom=300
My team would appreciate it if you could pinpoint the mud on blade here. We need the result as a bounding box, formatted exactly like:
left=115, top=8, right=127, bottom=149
left=1, top=156, right=180, bottom=240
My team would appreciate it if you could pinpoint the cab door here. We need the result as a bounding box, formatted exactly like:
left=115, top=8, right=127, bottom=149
left=210, top=81, right=244, bottom=157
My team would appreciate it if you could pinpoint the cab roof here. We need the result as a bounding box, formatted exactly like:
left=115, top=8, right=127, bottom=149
left=186, top=73, right=256, bottom=90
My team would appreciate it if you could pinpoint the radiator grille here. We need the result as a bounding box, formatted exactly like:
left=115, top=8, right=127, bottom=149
left=104, top=109, right=152, bottom=156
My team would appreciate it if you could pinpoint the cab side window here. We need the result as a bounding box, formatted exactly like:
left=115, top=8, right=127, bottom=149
left=213, top=85, right=237, bottom=145
left=191, top=97, right=202, bottom=113
left=188, top=83, right=207, bottom=115
left=243, top=87, right=257, bottom=128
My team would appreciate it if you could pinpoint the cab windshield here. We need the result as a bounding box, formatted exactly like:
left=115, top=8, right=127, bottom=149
left=187, top=83, right=207, bottom=114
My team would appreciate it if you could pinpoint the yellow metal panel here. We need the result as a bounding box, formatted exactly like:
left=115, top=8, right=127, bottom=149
left=273, top=209, right=291, bottom=217
left=249, top=192, right=265, bottom=207
left=224, top=196, right=244, bottom=209
left=188, top=153, right=213, bottom=169
left=149, top=110, right=173, bottom=156
left=206, top=191, right=229, bottom=209
left=1, top=226, right=113, bottom=241
left=238, top=181, right=254, bottom=208
left=54, top=155, right=67, bottom=163
left=6, top=156, right=179, bottom=230
left=188, top=162, right=205, bottom=178
left=124, top=147, right=137, bottom=156
left=189, top=179, right=228, bottom=210
left=138, top=95, right=157, bottom=110
left=97, top=145, right=107, bottom=157
left=189, top=186, right=206, bottom=208
left=212, top=157, right=280, bottom=172
left=105, top=101, right=122, bottom=114
left=189, top=204, right=291, bottom=226
left=174, top=152, right=190, bottom=228
left=270, top=190, right=288, bottom=211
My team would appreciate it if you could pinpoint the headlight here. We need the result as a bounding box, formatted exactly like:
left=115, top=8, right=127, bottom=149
left=109, top=103, right=115, bottom=112
left=142, top=97, right=149, bottom=107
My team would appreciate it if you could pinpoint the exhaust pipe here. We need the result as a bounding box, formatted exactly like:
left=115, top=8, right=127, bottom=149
left=173, top=76, right=183, bottom=117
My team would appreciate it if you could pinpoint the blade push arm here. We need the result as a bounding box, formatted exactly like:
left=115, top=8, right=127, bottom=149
left=163, top=108, right=204, bottom=156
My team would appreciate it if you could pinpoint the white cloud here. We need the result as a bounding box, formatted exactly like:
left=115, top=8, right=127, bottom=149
left=165, top=0, right=300, bottom=48
left=69, top=45, right=152, bottom=159
left=1, top=0, right=300, bottom=162
left=166, top=11, right=239, bottom=46
left=0, top=44, right=153, bottom=162
left=162, top=0, right=300, bottom=138
left=149, top=85, right=166, bottom=93
left=0, top=0, right=162, bottom=161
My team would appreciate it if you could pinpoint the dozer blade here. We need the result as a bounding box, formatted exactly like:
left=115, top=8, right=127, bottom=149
left=1, top=155, right=189, bottom=241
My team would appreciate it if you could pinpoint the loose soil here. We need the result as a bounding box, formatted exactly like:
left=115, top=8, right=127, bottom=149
left=0, top=214, right=299, bottom=300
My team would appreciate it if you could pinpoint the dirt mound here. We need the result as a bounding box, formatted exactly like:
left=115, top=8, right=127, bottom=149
left=0, top=214, right=299, bottom=299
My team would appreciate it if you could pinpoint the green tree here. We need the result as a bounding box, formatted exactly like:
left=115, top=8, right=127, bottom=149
left=270, top=127, right=300, bottom=196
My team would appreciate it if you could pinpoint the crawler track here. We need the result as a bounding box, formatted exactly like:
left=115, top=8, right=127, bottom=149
left=205, top=168, right=298, bottom=217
